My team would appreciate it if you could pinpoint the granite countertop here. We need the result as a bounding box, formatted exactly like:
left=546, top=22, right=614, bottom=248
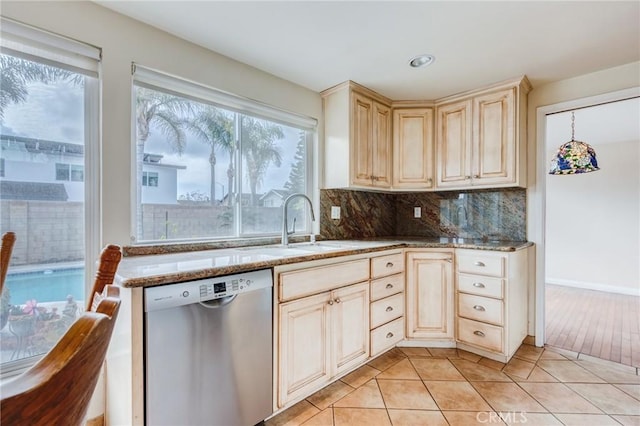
left=115, top=238, right=532, bottom=289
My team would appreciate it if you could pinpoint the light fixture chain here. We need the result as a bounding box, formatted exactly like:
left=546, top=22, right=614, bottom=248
left=571, top=111, right=575, bottom=141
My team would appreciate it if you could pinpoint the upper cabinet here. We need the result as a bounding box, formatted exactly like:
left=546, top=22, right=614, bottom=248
left=435, top=77, right=531, bottom=190
left=392, top=107, right=434, bottom=190
left=321, top=76, right=530, bottom=192
left=322, top=82, right=392, bottom=189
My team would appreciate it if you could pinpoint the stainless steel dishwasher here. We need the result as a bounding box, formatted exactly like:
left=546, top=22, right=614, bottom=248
left=144, top=269, right=273, bottom=426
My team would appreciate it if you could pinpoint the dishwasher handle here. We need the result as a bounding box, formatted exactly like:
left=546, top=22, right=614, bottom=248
left=199, top=294, right=238, bottom=308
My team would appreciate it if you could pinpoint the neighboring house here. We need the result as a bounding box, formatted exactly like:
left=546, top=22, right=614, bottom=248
left=259, top=189, right=289, bottom=207
left=0, top=135, right=185, bottom=204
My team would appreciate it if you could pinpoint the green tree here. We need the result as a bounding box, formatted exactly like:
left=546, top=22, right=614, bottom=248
left=184, top=105, right=234, bottom=205
left=0, top=54, right=83, bottom=121
left=284, top=131, right=306, bottom=194
left=240, top=117, right=284, bottom=206
left=135, top=87, right=192, bottom=237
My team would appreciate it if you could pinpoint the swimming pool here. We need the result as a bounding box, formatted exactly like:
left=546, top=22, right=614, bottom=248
left=4, top=268, right=85, bottom=305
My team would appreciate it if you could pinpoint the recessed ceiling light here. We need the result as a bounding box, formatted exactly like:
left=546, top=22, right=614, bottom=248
left=409, top=54, right=435, bottom=68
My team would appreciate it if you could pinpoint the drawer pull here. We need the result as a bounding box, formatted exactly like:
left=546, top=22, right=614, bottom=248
left=386, top=306, right=393, bottom=312
left=334, top=298, right=341, bottom=304
left=473, top=282, right=485, bottom=288
left=386, top=262, right=394, bottom=268
left=385, top=283, right=394, bottom=289
left=473, top=330, right=485, bottom=337
left=328, top=300, right=334, bottom=305
left=473, top=305, right=486, bottom=311
left=386, top=332, right=394, bottom=339
left=474, top=261, right=485, bottom=267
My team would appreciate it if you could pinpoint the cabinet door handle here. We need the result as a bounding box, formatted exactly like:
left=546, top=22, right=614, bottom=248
left=386, top=262, right=394, bottom=268
left=334, top=298, right=341, bottom=304
left=473, top=174, right=480, bottom=179
left=328, top=300, right=334, bottom=305
left=465, top=176, right=471, bottom=179
left=386, top=332, right=394, bottom=339
left=473, top=282, right=485, bottom=288
left=473, top=330, right=485, bottom=337
left=473, top=305, right=486, bottom=311
left=446, top=258, right=452, bottom=263
left=474, top=261, right=485, bottom=267
left=386, top=306, right=393, bottom=312
left=385, top=283, right=394, bottom=289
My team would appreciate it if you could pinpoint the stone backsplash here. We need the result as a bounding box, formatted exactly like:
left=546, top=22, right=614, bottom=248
left=320, top=188, right=526, bottom=241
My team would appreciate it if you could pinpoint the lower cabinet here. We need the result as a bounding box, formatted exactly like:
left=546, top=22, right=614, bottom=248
left=277, top=281, right=369, bottom=408
left=405, top=250, right=454, bottom=340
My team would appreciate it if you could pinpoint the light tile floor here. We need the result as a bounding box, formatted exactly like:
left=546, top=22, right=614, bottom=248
left=266, top=338, right=640, bottom=426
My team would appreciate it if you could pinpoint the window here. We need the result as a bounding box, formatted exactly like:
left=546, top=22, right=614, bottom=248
left=133, top=66, right=316, bottom=243
left=142, top=171, right=158, bottom=187
left=0, top=18, right=100, bottom=373
left=55, top=163, right=84, bottom=182
left=0, top=158, right=4, bottom=177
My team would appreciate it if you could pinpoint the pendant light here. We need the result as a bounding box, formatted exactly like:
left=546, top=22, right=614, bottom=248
left=549, top=111, right=599, bottom=175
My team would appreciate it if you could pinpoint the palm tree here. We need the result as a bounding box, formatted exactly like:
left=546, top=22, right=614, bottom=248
left=0, top=55, right=83, bottom=121
left=183, top=105, right=234, bottom=205
left=135, top=87, right=192, bottom=237
left=240, top=117, right=284, bottom=206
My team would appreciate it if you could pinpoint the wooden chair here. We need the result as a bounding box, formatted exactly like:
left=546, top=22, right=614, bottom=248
left=1, top=231, right=16, bottom=295
left=0, top=245, right=123, bottom=426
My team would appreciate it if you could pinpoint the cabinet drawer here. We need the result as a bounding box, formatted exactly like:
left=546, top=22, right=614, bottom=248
left=370, top=293, right=404, bottom=329
left=370, top=317, right=404, bottom=357
left=457, top=317, right=503, bottom=353
left=457, top=274, right=503, bottom=299
left=457, top=251, right=505, bottom=277
left=458, top=293, right=503, bottom=326
left=370, top=274, right=404, bottom=301
left=279, top=259, right=370, bottom=301
left=371, top=253, right=404, bottom=278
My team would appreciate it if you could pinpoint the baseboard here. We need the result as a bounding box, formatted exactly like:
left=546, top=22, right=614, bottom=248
left=546, top=278, right=640, bottom=297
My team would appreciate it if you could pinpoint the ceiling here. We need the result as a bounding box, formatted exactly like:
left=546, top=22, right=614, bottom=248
left=95, top=1, right=640, bottom=100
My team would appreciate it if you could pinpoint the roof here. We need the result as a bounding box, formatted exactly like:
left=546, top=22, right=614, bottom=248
left=259, top=189, right=289, bottom=201
left=0, top=180, right=69, bottom=201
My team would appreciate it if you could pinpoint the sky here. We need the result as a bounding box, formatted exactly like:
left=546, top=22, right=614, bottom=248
left=1, top=78, right=303, bottom=201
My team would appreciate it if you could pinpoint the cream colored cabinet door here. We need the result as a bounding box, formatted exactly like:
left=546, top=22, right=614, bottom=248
left=331, top=282, right=370, bottom=376
left=351, top=92, right=375, bottom=186
left=472, top=88, right=516, bottom=185
left=406, top=250, right=454, bottom=340
left=350, top=92, right=391, bottom=188
left=372, top=101, right=392, bottom=188
left=393, top=108, right=434, bottom=189
left=435, top=99, right=472, bottom=188
left=278, top=291, right=332, bottom=407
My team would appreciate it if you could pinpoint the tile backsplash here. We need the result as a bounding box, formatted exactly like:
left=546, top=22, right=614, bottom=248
left=320, top=188, right=526, bottom=241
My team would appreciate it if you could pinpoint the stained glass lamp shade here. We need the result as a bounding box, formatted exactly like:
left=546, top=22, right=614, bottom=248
left=549, top=112, right=599, bottom=175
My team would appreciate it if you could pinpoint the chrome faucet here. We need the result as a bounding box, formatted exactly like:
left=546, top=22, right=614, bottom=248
left=282, top=193, right=315, bottom=246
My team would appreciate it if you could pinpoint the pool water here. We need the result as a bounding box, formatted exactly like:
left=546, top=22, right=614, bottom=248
left=4, top=268, right=85, bottom=305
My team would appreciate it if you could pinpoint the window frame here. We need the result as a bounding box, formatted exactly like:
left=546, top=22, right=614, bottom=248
left=0, top=18, right=101, bottom=377
left=131, top=65, right=318, bottom=244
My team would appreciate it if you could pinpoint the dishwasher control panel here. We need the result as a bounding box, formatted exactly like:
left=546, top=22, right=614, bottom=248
left=144, top=269, right=273, bottom=312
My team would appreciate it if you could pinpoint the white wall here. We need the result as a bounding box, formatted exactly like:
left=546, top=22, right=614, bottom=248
left=141, top=165, right=180, bottom=205
left=1, top=0, right=322, bottom=248
left=526, top=61, right=640, bottom=339
left=545, top=101, right=640, bottom=295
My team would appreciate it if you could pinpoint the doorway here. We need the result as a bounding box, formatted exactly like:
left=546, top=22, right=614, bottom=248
left=534, top=91, right=640, bottom=368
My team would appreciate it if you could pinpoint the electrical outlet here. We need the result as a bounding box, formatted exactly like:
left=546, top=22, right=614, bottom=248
left=331, top=206, right=341, bottom=220
left=414, top=207, right=421, bottom=218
